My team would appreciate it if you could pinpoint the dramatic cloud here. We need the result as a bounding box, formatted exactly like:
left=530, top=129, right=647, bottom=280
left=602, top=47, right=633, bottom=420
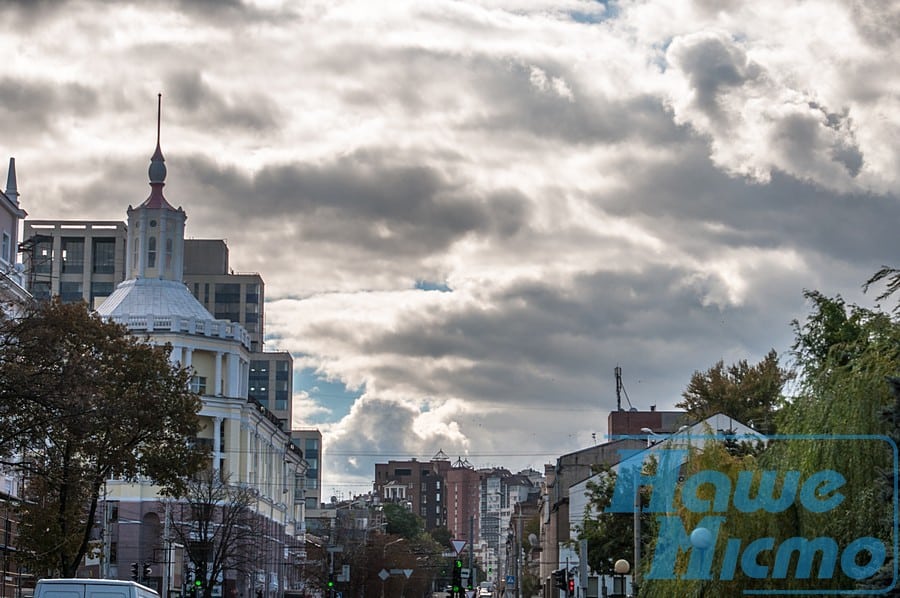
left=4, top=0, right=899, bottom=495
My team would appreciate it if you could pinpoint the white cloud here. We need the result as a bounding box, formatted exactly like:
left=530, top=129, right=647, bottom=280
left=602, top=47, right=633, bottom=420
left=6, top=0, right=899, bottom=493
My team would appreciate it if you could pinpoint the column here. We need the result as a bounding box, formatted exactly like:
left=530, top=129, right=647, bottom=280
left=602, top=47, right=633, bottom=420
left=214, top=351, right=223, bottom=396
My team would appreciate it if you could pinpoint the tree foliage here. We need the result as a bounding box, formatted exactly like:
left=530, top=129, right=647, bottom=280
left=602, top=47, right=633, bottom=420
left=677, top=349, right=792, bottom=433
left=383, top=502, right=423, bottom=538
left=0, top=299, right=207, bottom=576
left=166, top=470, right=261, bottom=598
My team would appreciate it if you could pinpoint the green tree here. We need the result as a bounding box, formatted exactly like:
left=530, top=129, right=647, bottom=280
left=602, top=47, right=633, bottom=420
left=383, top=502, right=423, bottom=538
left=429, top=525, right=452, bottom=548
left=0, top=299, right=207, bottom=576
left=677, top=349, right=792, bottom=433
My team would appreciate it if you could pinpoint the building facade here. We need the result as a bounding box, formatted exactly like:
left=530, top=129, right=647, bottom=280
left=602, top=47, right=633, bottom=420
left=373, top=452, right=451, bottom=531
left=21, top=221, right=127, bottom=306
left=73, top=116, right=309, bottom=597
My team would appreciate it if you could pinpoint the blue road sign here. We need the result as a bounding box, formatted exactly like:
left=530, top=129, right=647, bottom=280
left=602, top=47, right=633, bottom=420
left=506, top=575, right=515, bottom=585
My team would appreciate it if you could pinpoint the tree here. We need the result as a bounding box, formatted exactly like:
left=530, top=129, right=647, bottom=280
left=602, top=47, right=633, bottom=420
left=0, top=299, right=207, bottom=576
left=383, top=502, right=423, bottom=538
left=676, top=349, right=792, bottom=433
left=165, top=470, right=261, bottom=598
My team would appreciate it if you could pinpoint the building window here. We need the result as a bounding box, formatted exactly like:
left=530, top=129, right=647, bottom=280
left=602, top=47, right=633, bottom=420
left=61, top=237, right=85, bottom=273
left=92, top=238, right=116, bottom=273
left=147, top=236, right=156, bottom=268
left=59, top=281, right=83, bottom=303
left=245, top=284, right=259, bottom=304
left=1, top=231, right=9, bottom=263
left=32, top=236, right=53, bottom=274
left=165, top=237, right=173, bottom=270
left=190, top=376, right=207, bottom=395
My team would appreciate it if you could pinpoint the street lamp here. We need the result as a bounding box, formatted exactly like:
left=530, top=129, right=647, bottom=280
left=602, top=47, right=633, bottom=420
left=380, top=537, right=405, bottom=598
left=611, top=559, right=629, bottom=598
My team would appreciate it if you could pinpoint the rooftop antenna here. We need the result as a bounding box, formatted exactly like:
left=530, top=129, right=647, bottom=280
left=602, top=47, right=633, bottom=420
left=615, top=365, right=634, bottom=411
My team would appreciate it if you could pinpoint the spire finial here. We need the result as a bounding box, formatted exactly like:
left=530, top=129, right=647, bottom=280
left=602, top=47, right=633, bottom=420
left=156, top=93, right=161, bottom=148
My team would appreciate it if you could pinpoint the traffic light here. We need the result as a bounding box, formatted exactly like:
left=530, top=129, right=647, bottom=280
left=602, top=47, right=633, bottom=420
left=452, top=559, right=463, bottom=597
left=143, top=563, right=152, bottom=579
left=130, top=563, right=139, bottom=581
left=568, top=577, right=575, bottom=593
left=552, top=568, right=566, bottom=590
left=326, top=573, right=334, bottom=589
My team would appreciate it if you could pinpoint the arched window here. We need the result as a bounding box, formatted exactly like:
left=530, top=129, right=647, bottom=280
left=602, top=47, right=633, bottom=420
left=147, top=236, right=157, bottom=268
left=165, top=237, right=173, bottom=271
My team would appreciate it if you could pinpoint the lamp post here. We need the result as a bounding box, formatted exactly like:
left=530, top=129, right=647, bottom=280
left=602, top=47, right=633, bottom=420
left=380, top=538, right=404, bottom=598
left=611, top=559, right=629, bottom=598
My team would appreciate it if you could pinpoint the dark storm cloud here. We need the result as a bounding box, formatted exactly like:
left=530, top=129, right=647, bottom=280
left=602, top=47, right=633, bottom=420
left=352, top=264, right=800, bottom=411
left=598, top=138, right=900, bottom=267
left=176, top=152, right=532, bottom=259
left=166, top=71, right=282, bottom=133
left=0, top=77, right=98, bottom=138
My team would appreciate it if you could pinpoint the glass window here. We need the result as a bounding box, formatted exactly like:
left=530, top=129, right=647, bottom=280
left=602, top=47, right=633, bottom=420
left=31, top=281, right=51, bottom=301
left=165, top=237, right=173, bottom=270
left=147, top=236, right=156, bottom=268
left=215, top=283, right=241, bottom=303
left=275, top=398, right=287, bottom=410
left=92, top=238, right=116, bottom=273
left=32, top=236, right=53, bottom=274
left=59, top=281, right=83, bottom=303
left=61, top=237, right=84, bottom=273
left=1, top=232, right=9, bottom=263
left=245, top=284, right=260, bottom=304
left=190, top=376, right=207, bottom=395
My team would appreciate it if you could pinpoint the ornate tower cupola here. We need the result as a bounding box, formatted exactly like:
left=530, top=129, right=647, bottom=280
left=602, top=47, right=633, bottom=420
left=126, top=94, right=186, bottom=281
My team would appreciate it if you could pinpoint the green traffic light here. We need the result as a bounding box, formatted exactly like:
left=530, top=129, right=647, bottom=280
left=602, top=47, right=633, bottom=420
left=194, top=580, right=202, bottom=587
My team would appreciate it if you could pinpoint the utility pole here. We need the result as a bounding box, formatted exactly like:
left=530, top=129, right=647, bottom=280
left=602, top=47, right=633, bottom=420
left=468, top=516, right=474, bottom=591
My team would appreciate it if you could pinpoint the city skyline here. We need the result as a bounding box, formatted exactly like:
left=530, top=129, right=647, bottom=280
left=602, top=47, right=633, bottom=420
left=3, top=0, right=899, bottom=495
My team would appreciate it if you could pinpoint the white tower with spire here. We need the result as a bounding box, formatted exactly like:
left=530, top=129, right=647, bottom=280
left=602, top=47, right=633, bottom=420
left=126, top=94, right=186, bottom=281
left=93, top=98, right=306, bottom=594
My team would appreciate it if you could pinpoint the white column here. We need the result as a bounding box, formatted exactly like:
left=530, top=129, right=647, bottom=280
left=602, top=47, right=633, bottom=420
left=214, top=351, right=223, bottom=395
left=183, top=347, right=193, bottom=369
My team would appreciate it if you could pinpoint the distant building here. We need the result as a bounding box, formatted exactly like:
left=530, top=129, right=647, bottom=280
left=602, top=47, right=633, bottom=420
left=374, top=451, right=452, bottom=531
left=607, top=406, right=689, bottom=437
left=291, top=429, right=323, bottom=511
left=445, top=457, right=480, bottom=542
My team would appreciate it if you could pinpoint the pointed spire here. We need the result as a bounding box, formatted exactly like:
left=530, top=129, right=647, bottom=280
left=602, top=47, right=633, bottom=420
left=5, top=158, right=18, bottom=205
left=142, top=93, right=174, bottom=209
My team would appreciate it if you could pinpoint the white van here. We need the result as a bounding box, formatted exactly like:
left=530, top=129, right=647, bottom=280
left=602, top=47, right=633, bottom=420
left=34, top=579, right=159, bottom=598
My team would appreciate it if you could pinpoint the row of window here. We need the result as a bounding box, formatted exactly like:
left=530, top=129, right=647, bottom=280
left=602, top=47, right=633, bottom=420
left=31, top=237, right=119, bottom=274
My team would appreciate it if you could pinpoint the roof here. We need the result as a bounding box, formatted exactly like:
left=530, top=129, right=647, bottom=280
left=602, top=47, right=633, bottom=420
left=97, top=278, right=215, bottom=321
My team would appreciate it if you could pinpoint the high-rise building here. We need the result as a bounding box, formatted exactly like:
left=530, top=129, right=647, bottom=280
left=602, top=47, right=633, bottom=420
left=21, top=221, right=128, bottom=306
left=374, top=451, right=451, bottom=531
left=444, top=457, right=480, bottom=542
left=291, top=429, right=323, bottom=511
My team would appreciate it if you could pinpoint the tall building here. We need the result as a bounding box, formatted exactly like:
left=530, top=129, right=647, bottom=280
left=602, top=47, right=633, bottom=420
left=79, top=104, right=307, bottom=596
left=373, top=451, right=451, bottom=531
left=291, top=429, right=323, bottom=511
left=444, top=457, right=480, bottom=542
left=21, top=221, right=128, bottom=306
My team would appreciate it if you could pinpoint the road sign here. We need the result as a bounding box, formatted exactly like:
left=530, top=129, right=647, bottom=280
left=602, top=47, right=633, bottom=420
left=461, top=568, right=470, bottom=579
left=402, top=569, right=413, bottom=578
left=451, top=539, right=467, bottom=554
left=506, top=575, right=515, bottom=585
left=378, top=569, right=389, bottom=581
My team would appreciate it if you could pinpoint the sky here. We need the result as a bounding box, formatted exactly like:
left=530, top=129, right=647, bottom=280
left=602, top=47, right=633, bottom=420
left=4, top=0, right=899, bottom=498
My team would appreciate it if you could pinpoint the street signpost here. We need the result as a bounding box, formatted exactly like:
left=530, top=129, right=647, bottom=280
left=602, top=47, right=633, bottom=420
left=451, top=539, right=467, bottom=554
